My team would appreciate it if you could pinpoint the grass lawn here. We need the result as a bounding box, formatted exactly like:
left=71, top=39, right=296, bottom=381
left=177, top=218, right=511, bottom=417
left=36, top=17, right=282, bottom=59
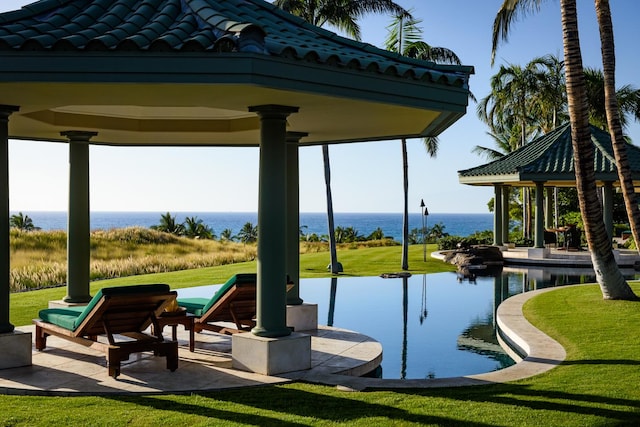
left=2, top=246, right=640, bottom=426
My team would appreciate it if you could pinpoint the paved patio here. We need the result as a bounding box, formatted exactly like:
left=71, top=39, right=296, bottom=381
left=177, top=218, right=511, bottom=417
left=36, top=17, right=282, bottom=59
left=500, top=246, right=640, bottom=268
left=0, top=286, right=567, bottom=394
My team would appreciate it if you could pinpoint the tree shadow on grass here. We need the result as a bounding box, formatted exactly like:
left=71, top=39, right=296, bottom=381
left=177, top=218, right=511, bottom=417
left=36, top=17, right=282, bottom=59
left=106, top=385, right=497, bottom=426
left=391, top=382, right=640, bottom=424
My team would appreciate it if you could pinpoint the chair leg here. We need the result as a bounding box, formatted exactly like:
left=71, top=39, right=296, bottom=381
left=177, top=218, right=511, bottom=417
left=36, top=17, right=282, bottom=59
left=106, top=347, right=122, bottom=379
left=35, top=325, right=47, bottom=351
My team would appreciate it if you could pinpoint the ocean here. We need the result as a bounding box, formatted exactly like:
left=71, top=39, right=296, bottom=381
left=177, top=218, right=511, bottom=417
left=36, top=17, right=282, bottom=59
left=15, top=211, right=493, bottom=240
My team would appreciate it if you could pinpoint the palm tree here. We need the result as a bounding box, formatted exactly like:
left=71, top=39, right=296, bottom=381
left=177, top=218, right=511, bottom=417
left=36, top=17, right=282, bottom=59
left=384, top=11, right=462, bottom=270
left=477, top=60, right=549, bottom=238
left=595, top=0, right=640, bottom=259
left=584, top=68, right=640, bottom=131
left=9, top=212, right=36, bottom=231
left=492, top=0, right=636, bottom=300
left=220, top=228, right=235, bottom=241
left=237, top=222, right=258, bottom=244
left=150, top=212, right=184, bottom=235
left=274, top=0, right=411, bottom=275
left=183, top=216, right=214, bottom=239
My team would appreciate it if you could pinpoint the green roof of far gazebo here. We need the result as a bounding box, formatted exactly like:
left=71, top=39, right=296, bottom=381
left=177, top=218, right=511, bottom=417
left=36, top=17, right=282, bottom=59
left=458, top=123, right=640, bottom=187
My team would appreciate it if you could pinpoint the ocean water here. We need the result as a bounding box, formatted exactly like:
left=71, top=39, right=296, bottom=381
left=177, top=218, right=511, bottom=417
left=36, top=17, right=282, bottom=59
left=15, top=211, right=493, bottom=239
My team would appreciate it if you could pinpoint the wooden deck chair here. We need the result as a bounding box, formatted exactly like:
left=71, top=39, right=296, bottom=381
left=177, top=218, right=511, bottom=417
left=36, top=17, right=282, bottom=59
left=177, top=273, right=258, bottom=336
left=34, top=284, right=179, bottom=378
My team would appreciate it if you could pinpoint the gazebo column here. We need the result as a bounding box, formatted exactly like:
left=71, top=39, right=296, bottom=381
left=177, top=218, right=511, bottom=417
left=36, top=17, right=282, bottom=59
left=534, top=182, right=545, bottom=248
left=493, top=184, right=503, bottom=246
left=232, top=105, right=310, bottom=375
left=0, top=105, right=31, bottom=369
left=602, top=181, right=614, bottom=240
left=545, top=187, right=554, bottom=229
left=62, top=131, right=97, bottom=303
left=502, top=185, right=510, bottom=243
left=285, top=132, right=318, bottom=332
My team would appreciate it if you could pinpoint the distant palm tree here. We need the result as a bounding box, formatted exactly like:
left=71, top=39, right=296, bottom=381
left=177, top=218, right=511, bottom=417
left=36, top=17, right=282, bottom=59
left=237, top=222, right=258, bottom=244
left=150, top=212, right=184, bottom=235
left=367, top=227, right=385, bottom=240
left=220, top=228, right=235, bottom=241
left=9, top=212, right=37, bottom=231
left=183, top=216, right=214, bottom=239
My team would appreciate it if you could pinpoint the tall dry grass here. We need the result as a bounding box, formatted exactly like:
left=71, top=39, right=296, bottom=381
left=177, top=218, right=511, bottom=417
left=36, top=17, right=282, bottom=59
left=10, top=227, right=398, bottom=292
left=10, top=227, right=256, bottom=292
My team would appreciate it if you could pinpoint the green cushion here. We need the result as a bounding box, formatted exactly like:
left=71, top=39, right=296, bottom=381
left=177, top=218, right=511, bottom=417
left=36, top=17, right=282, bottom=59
left=38, top=306, right=85, bottom=330
left=177, top=273, right=256, bottom=316
left=38, top=284, right=171, bottom=331
left=176, top=298, right=210, bottom=316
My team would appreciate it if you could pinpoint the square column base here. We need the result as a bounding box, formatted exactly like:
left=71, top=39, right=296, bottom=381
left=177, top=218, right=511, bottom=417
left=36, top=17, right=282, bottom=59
left=0, top=331, right=32, bottom=369
left=232, top=332, right=311, bottom=375
left=286, top=303, right=318, bottom=331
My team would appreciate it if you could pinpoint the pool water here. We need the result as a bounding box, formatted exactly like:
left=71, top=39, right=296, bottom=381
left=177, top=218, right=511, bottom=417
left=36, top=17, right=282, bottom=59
left=298, top=274, right=513, bottom=380
left=178, top=267, right=629, bottom=380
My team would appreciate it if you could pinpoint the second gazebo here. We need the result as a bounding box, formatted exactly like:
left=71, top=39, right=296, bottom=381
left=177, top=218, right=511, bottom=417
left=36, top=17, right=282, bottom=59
left=458, top=123, right=640, bottom=248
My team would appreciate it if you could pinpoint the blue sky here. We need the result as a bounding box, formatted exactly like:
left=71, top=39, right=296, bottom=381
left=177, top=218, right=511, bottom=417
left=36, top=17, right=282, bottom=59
left=3, top=0, right=640, bottom=214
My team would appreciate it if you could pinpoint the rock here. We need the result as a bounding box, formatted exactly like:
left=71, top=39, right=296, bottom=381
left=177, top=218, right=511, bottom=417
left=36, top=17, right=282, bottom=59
left=444, top=245, right=504, bottom=269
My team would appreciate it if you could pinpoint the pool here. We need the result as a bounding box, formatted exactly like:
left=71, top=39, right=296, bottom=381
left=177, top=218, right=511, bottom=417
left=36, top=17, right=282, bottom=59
left=177, top=266, right=632, bottom=380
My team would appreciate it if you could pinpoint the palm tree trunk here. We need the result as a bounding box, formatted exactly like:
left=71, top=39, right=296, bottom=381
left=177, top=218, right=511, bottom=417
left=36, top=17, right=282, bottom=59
left=323, top=144, right=342, bottom=274
left=401, top=139, right=409, bottom=270
left=595, top=0, right=640, bottom=254
left=561, top=0, right=636, bottom=300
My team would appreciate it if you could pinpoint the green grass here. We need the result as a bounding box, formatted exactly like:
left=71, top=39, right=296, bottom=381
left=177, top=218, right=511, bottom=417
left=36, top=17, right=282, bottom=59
left=3, top=248, right=640, bottom=425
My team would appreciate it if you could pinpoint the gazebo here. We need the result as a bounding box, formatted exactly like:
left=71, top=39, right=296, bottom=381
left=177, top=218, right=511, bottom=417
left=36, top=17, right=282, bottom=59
left=458, top=123, right=640, bottom=250
left=0, top=0, right=473, bottom=373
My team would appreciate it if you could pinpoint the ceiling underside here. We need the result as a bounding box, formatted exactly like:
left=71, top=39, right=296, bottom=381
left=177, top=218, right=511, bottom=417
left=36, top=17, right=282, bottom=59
left=2, top=81, right=446, bottom=146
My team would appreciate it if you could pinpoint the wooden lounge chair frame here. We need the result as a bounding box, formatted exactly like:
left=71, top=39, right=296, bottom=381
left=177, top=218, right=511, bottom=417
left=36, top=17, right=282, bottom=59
left=193, top=274, right=258, bottom=335
left=178, top=274, right=294, bottom=343
left=34, top=284, right=179, bottom=378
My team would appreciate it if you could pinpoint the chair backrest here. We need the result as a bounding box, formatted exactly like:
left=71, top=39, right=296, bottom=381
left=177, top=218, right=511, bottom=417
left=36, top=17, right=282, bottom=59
left=73, top=284, right=176, bottom=335
left=200, top=274, right=257, bottom=323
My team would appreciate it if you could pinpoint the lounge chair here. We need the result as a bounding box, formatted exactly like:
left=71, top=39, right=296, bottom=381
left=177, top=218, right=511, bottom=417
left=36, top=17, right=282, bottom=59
left=177, top=273, right=258, bottom=336
left=34, top=284, right=179, bottom=378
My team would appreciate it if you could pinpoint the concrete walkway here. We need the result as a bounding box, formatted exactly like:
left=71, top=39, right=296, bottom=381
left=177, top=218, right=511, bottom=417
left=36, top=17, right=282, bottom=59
left=0, top=287, right=567, bottom=394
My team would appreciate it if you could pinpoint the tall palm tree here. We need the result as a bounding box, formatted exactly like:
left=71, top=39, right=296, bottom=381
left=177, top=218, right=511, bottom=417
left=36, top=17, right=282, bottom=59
left=595, top=0, right=640, bottom=258
left=274, top=0, right=411, bottom=274
left=584, top=68, right=640, bottom=131
left=492, top=0, right=636, bottom=300
left=477, top=60, right=549, bottom=238
left=384, top=11, right=462, bottom=270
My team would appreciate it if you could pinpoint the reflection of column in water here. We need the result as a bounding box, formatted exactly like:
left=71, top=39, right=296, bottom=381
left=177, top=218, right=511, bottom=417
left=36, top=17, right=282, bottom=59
left=401, top=276, right=408, bottom=380
left=327, top=277, right=337, bottom=327
left=493, top=273, right=509, bottom=327
left=419, top=274, right=428, bottom=324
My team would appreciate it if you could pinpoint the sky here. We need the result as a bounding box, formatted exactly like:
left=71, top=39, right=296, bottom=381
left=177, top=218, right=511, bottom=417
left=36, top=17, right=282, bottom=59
left=3, top=0, right=640, bottom=214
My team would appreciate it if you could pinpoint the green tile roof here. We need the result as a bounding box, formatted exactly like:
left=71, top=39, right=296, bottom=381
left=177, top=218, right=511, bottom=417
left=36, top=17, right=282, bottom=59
left=0, top=0, right=473, bottom=88
left=458, top=123, right=640, bottom=185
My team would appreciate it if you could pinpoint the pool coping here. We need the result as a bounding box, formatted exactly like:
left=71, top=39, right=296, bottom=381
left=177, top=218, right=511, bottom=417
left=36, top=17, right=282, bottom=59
left=298, top=286, right=567, bottom=391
